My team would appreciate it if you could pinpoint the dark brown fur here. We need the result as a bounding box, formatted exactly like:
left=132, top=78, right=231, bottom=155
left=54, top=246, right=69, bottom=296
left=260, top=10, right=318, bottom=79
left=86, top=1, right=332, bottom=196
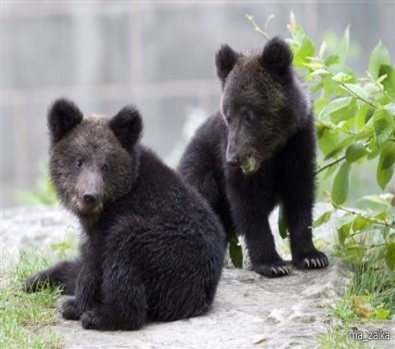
left=178, top=37, right=328, bottom=277
left=24, top=99, right=225, bottom=331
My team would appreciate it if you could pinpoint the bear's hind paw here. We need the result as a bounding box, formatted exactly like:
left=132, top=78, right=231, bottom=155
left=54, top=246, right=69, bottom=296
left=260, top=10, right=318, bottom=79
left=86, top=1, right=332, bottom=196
left=80, top=309, right=103, bottom=330
left=61, top=298, right=82, bottom=320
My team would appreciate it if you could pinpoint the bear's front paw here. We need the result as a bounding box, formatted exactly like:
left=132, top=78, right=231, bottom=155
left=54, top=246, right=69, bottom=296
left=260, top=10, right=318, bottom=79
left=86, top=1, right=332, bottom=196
left=251, top=260, right=291, bottom=278
left=22, top=275, right=40, bottom=293
left=61, top=298, right=82, bottom=320
left=293, top=250, right=329, bottom=270
left=23, top=272, right=49, bottom=293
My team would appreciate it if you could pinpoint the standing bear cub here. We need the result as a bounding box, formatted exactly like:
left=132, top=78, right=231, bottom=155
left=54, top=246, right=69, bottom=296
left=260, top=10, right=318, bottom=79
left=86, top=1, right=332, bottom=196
left=24, top=99, right=225, bottom=331
left=178, top=37, right=328, bottom=277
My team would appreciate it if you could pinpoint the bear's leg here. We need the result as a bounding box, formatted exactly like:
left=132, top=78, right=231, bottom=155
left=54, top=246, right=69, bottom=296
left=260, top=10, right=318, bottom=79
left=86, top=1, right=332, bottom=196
left=245, top=217, right=291, bottom=277
left=61, top=263, right=101, bottom=320
left=23, top=259, right=81, bottom=295
left=282, top=201, right=329, bottom=270
left=80, top=269, right=147, bottom=331
left=227, top=182, right=290, bottom=277
left=275, top=127, right=329, bottom=270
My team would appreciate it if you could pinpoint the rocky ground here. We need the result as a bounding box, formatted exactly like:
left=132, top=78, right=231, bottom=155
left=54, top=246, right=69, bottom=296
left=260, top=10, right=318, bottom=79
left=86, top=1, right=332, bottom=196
left=1, top=204, right=394, bottom=348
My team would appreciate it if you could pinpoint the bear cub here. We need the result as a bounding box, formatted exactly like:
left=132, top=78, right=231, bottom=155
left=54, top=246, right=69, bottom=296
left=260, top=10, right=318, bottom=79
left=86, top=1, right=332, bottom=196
left=25, top=99, right=225, bottom=331
left=178, top=37, right=328, bottom=277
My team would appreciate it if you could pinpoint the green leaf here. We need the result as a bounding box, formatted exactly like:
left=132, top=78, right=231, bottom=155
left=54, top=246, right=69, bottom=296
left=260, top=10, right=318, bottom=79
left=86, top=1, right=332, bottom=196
left=381, top=226, right=392, bottom=241
left=384, top=103, right=395, bottom=116
left=332, top=162, right=351, bottom=205
left=325, top=55, right=339, bottom=67
left=335, top=213, right=355, bottom=229
left=229, top=232, right=243, bottom=268
left=324, top=136, right=354, bottom=160
left=338, top=25, right=350, bottom=63
left=319, top=97, right=353, bottom=119
left=318, top=129, right=340, bottom=156
left=379, top=64, right=395, bottom=98
left=293, top=37, right=315, bottom=67
left=356, top=104, right=375, bottom=130
left=318, top=41, right=327, bottom=59
left=330, top=98, right=357, bottom=124
left=338, top=222, right=351, bottom=245
left=373, top=108, right=394, bottom=147
left=343, top=246, right=366, bottom=264
left=323, top=163, right=338, bottom=179
left=343, top=83, right=370, bottom=101
left=332, top=72, right=353, bottom=83
left=352, top=215, right=373, bottom=231
left=367, top=145, right=381, bottom=160
left=307, top=68, right=330, bottom=80
left=336, top=213, right=354, bottom=244
left=312, top=210, right=333, bottom=228
left=364, top=82, right=384, bottom=96
left=375, top=211, right=388, bottom=221
left=278, top=206, right=288, bottom=239
left=368, top=41, right=391, bottom=79
left=356, top=117, right=374, bottom=140
left=374, top=308, right=390, bottom=320
left=377, top=142, right=395, bottom=189
left=345, top=142, right=367, bottom=163
left=385, top=242, right=395, bottom=269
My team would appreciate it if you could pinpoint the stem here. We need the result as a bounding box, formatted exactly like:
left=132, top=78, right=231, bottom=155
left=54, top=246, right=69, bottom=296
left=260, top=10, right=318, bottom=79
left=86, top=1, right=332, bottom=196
left=245, top=15, right=270, bottom=40
left=340, top=83, right=379, bottom=109
left=338, top=206, right=395, bottom=228
left=316, top=155, right=346, bottom=175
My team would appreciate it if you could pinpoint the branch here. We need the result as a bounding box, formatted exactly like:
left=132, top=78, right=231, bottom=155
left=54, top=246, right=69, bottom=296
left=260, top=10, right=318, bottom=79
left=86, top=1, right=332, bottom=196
left=340, top=83, right=379, bottom=109
left=316, top=155, right=346, bottom=175
left=245, top=14, right=270, bottom=40
left=337, top=205, right=395, bottom=229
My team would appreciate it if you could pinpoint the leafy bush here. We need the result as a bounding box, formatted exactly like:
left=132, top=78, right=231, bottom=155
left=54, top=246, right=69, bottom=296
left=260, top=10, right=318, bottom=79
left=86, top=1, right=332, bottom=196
left=248, top=13, right=395, bottom=269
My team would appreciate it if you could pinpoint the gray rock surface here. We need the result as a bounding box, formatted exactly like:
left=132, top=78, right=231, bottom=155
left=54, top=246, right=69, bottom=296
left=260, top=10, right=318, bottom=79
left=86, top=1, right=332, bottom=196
left=54, top=263, right=350, bottom=349
left=1, top=204, right=394, bottom=348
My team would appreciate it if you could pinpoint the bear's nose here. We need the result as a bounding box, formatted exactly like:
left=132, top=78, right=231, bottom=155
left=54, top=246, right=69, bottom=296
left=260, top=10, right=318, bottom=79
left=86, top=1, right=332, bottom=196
left=226, top=154, right=240, bottom=168
left=83, top=193, right=97, bottom=205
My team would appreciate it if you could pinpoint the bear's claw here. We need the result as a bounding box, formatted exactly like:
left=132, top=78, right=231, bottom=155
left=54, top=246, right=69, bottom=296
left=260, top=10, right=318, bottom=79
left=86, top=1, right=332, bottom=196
left=252, top=261, right=292, bottom=278
left=293, top=251, right=329, bottom=270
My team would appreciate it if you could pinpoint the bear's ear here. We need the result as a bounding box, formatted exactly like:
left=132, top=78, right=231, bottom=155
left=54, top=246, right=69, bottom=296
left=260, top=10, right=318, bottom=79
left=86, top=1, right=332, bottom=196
left=110, top=105, right=143, bottom=150
left=260, top=36, right=293, bottom=75
left=215, top=44, right=240, bottom=86
left=48, top=98, right=83, bottom=144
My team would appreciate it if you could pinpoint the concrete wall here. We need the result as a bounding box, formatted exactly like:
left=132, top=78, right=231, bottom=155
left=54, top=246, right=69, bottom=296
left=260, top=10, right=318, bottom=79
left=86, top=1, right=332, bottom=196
left=2, top=1, right=394, bottom=207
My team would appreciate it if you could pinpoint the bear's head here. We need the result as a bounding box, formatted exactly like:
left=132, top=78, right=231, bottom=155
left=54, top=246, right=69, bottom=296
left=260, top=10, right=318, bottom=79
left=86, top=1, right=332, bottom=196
left=216, top=36, right=311, bottom=175
left=47, top=98, right=143, bottom=218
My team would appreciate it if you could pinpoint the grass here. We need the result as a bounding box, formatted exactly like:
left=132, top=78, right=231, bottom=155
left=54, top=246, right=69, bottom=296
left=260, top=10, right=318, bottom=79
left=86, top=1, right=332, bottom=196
left=333, top=259, right=395, bottom=322
left=0, top=245, right=76, bottom=349
left=320, top=325, right=367, bottom=349
left=319, top=257, right=395, bottom=348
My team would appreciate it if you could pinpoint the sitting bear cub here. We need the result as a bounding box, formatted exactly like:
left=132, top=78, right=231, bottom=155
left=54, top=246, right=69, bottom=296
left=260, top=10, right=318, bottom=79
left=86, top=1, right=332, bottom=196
left=25, top=99, right=225, bottom=331
left=178, top=37, right=328, bottom=277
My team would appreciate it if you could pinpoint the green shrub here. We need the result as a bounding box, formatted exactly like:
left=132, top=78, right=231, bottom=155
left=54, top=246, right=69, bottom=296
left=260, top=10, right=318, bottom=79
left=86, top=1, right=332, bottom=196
left=247, top=13, right=395, bottom=270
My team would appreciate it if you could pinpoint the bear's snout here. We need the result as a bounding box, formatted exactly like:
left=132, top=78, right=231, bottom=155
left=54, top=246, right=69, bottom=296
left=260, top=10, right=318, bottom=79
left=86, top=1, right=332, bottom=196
left=74, top=168, right=104, bottom=215
left=83, top=193, right=98, bottom=205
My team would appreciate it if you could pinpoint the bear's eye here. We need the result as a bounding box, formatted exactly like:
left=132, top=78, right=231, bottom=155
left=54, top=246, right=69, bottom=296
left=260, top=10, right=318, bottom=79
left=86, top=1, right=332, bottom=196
left=102, top=164, right=110, bottom=173
left=76, top=159, right=83, bottom=168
